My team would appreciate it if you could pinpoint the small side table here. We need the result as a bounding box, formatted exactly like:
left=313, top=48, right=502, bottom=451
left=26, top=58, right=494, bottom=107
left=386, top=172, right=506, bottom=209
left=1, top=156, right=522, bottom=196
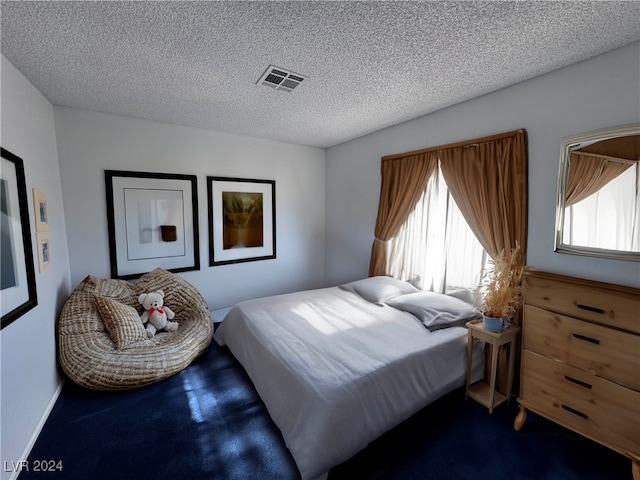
left=465, top=319, right=520, bottom=413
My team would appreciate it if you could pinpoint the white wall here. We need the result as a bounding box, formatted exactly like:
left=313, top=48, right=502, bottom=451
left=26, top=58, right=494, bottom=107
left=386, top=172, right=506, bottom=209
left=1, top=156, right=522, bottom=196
left=54, top=107, right=326, bottom=309
left=326, top=43, right=640, bottom=289
left=0, top=55, right=72, bottom=480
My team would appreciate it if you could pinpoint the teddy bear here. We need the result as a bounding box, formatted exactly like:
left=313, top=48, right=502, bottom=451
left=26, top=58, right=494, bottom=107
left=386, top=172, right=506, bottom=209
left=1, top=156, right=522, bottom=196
left=138, top=290, right=178, bottom=338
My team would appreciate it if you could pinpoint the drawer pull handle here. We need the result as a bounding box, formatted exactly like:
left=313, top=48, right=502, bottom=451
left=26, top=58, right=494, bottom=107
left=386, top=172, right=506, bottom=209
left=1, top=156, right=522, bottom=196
left=572, top=333, right=600, bottom=345
left=564, top=375, right=592, bottom=390
left=576, top=303, right=605, bottom=315
left=562, top=404, right=588, bottom=420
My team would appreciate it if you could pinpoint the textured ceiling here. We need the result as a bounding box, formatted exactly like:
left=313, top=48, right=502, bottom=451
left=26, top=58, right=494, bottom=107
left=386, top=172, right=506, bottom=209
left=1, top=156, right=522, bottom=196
left=2, top=1, right=639, bottom=148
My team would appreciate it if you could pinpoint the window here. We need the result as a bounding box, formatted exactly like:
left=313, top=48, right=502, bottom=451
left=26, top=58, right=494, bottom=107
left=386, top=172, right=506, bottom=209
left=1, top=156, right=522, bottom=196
left=386, top=166, right=487, bottom=303
left=562, top=162, right=639, bottom=252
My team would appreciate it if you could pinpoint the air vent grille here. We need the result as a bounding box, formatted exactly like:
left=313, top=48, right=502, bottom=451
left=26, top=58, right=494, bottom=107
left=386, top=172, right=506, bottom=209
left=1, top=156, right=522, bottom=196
left=258, top=65, right=307, bottom=93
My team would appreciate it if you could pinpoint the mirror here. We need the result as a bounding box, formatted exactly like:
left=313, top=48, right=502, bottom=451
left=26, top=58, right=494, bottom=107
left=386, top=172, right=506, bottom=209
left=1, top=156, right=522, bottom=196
left=555, top=124, right=640, bottom=261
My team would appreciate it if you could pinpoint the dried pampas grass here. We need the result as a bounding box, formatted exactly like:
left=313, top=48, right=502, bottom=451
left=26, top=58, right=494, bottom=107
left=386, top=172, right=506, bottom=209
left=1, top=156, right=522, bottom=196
left=480, top=243, right=524, bottom=319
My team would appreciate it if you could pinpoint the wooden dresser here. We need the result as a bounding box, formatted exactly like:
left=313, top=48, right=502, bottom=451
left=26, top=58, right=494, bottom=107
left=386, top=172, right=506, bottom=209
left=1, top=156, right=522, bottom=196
left=514, top=271, right=640, bottom=479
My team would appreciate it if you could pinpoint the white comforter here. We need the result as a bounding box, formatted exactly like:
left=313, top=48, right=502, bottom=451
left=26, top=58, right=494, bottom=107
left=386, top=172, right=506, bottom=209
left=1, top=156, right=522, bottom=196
left=214, top=286, right=485, bottom=480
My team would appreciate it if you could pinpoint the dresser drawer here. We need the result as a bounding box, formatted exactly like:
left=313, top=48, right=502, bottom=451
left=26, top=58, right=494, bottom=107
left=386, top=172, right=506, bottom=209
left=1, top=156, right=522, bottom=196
left=523, top=305, right=640, bottom=391
left=524, top=272, right=639, bottom=334
left=520, top=350, right=640, bottom=456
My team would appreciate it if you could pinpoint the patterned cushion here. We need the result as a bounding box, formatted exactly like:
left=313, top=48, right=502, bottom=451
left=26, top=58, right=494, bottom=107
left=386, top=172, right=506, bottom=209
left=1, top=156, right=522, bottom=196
left=94, top=295, right=148, bottom=349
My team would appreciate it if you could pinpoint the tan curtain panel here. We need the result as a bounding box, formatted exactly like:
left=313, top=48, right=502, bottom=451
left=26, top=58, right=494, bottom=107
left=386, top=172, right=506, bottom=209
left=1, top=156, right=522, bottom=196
left=370, top=129, right=528, bottom=395
left=565, top=152, right=635, bottom=207
left=368, top=151, right=438, bottom=277
left=438, top=130, right=528, bottom=262
left=438, top=130, right=528, bottom=395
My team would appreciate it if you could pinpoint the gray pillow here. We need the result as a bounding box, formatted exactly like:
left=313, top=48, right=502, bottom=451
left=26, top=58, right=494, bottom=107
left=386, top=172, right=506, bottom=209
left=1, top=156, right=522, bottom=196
left=387, top=291, right=479, bottom=331
left=339, top=276, right=419, bottom=305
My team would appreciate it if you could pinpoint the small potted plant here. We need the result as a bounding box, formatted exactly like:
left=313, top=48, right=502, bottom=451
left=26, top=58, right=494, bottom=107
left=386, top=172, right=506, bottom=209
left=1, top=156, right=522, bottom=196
left=479, top=243, right=524, bottom=332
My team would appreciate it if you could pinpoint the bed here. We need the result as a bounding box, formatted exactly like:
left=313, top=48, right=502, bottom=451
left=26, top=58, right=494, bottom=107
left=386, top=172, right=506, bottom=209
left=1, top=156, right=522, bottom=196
left=214, top=276, right=485, bottom=480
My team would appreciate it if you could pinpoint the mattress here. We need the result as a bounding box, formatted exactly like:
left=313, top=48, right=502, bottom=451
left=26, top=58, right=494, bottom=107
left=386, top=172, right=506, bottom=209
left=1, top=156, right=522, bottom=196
left=214, top=282, right=485, bottom=480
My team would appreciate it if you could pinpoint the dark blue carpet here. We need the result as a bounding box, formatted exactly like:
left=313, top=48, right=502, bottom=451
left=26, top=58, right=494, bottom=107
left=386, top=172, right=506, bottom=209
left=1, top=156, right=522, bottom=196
left=20, top=336, right=632, bottom=480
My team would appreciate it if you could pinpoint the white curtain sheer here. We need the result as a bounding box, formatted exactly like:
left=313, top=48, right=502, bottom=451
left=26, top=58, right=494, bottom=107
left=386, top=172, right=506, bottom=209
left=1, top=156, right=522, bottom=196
left=563, top=163, right=639, bottom=252
left=387, top=167, right=487, bottom=302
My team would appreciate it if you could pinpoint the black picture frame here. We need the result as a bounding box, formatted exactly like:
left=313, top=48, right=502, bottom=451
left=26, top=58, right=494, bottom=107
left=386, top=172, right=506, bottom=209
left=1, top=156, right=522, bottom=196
left=105, top=170, right=200, bottom=279
left=207, top=176, right=276, bottom=266
left=1, top=147, right=38, bottom=329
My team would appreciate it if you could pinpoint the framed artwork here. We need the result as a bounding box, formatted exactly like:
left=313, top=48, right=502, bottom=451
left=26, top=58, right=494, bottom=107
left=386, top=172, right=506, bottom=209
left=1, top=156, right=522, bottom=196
left=32, top=188, right=49, bottom=232
left=105, top=170, right=199, bottom=279
left=36, top=232, right=51, bottom=272
left=207, top=176, right=276, bottom=266
left=1, top=147, right=38, bottom=329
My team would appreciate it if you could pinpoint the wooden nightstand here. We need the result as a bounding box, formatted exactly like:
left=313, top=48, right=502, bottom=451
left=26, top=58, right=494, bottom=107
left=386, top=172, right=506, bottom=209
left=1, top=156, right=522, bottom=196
left=465, top=319, right=520, bottom=413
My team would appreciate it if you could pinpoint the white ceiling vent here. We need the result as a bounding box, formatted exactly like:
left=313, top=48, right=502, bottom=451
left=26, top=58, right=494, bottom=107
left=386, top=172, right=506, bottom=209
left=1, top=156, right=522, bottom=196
left=257, top=65, right=307, bottom=93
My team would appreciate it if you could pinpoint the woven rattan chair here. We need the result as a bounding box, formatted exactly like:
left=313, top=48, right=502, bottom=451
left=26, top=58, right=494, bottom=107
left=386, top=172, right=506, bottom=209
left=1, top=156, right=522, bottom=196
left=58, top=269, right=213, bottom=390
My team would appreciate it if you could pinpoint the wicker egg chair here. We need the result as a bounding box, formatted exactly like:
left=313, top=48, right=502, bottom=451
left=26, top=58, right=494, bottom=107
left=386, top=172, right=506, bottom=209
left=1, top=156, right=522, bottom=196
left=58, top=268, right=213, bottom=390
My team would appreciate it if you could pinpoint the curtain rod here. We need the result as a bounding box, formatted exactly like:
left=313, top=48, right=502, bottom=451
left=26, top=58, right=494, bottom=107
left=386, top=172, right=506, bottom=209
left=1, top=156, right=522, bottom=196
left=381, top=129, right=525, bottom=162
left=570, top=151, right=639, bottom=165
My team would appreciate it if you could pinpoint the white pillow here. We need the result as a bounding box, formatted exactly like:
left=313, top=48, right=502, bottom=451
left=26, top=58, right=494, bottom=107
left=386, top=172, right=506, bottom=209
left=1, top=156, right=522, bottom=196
left=339, top=276, right=419, bottom=305
left=387, top=291, right=480, bottom=331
